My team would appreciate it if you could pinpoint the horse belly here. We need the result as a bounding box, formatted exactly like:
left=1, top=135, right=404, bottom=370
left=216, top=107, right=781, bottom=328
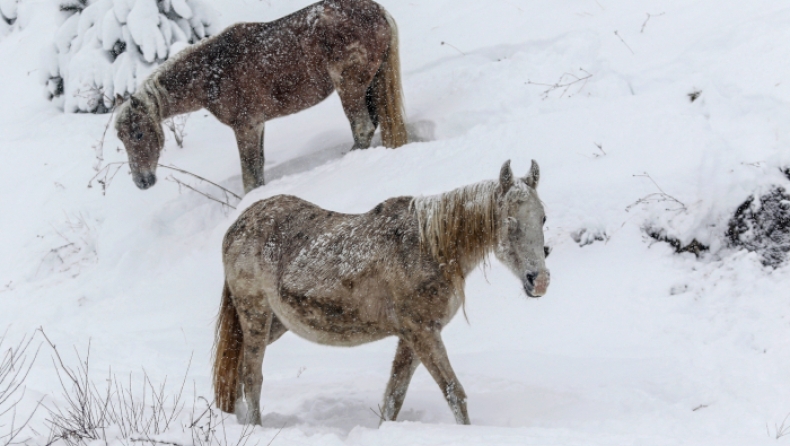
left=263, top=68, right=334, bottom=119
left=268, top=283, right=395, bottom=347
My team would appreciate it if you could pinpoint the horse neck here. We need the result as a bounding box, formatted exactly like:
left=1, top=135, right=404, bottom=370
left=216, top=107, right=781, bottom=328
left=412, top=180, right=500, bottom=277
left=145, top=58, right=205, bottom=120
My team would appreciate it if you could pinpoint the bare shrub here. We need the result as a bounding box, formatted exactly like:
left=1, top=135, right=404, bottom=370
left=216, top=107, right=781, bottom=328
left=41, top=330, right=187, bottom=446
left=35, top=213, right=98, bottom=281
left=39, top=330, right=265, bottom=446
left=1, top=329, right=40, bottom=446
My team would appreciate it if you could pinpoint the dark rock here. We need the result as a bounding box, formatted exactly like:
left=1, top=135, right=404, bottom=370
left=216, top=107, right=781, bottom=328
left=727, top=186, right=790, bottom=267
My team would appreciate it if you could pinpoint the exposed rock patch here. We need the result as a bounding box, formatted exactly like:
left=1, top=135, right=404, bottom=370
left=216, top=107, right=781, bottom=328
left=727, top=186, right=790, bottom=267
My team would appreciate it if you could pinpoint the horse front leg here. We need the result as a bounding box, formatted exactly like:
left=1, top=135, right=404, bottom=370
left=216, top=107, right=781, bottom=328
left=233, top=121, right=266, bottom=194
left=380, top=338, right=421, bottom=424
left=406, top=330, right=470, bottom=425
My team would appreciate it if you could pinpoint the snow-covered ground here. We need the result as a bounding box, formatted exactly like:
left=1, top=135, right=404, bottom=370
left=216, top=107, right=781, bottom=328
left=2, top=0, right=790, bottom=444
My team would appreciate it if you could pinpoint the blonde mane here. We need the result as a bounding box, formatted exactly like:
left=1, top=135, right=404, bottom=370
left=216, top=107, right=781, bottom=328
left=411, top=180, right=501, bottom=290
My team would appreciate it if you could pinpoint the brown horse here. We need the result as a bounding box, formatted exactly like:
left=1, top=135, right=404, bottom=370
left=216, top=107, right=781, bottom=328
left=213, top=160, right=551, bottom=425
left=115, top=0, right=407, bottom=194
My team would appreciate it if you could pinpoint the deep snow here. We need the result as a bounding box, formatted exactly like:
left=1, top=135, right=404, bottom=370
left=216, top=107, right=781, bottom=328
left=2, top=0, right=790, bottom=444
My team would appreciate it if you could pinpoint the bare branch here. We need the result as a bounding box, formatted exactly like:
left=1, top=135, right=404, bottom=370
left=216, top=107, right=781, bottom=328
left=614, top=30, right=635, bottom=55
left=640, top=12, right=665, bottom=33
left=166, top=177, right=237, bottom=210
left=440, top=41, right=465, bottom=56
left=527, top=68, right=593, bottom=100
left=163, top=115, right=190, bottom=149
left=626, top=172, right=687, bottom=213
left=157, top=165, right=241, bottom=201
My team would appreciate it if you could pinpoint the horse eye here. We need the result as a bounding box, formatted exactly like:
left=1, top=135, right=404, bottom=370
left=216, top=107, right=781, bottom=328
left=543, top=216, right=547, bottom=225
left=134, top=132, right=144, bottom=141
left=544, top=246, right=551, bottom=258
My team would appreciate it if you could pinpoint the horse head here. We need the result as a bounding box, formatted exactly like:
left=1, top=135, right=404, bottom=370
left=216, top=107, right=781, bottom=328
left=115, top=95, right=165, bottom=190
left=494, top=160, right=550, bottom=298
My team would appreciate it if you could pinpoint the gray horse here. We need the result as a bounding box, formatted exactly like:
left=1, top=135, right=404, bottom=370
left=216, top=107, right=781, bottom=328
left=213, top=160, right=550, bottom=425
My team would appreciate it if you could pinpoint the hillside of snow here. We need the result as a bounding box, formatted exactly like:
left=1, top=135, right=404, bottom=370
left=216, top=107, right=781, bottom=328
left=2, top=0, right=790, bottom=445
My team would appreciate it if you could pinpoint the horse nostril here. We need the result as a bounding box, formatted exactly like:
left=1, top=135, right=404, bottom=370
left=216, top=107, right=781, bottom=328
left=136, top=173, right=156, bottom=190
left=525, top=272, right=537, bottom=286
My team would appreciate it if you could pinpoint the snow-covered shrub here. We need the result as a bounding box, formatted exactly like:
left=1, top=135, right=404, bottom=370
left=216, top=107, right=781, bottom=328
left=727, top=186, right=790, bottom=267
left=0, top=0, right=19, bottom=36
left=646, top=226, right=708, bottom=257
left=42, top=0, right=217, bottom=113
left=571, top=227, right=608, bottom=247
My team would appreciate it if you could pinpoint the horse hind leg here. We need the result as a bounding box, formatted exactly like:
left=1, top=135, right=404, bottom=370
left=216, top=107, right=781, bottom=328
left=232, top=313, right=288, bottom=423
left=235, top=304, right=274, bottom=425
left=380, top=338, right=420, bottom=424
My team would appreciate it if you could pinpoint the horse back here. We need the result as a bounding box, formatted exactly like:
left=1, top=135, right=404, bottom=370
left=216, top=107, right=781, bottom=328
left=164, top=0, right=391, bottom=123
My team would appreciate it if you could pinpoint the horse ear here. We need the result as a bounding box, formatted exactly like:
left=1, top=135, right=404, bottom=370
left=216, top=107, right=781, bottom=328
left=499, top=160, right=514, bottom=193
left=524, top=159, right=540, bottom=189
left=130, top=95, right=142, bottom=109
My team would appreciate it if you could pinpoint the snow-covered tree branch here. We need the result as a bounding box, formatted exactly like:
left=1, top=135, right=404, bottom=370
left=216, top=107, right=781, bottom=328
left=42, top=0, right=217, bottom=113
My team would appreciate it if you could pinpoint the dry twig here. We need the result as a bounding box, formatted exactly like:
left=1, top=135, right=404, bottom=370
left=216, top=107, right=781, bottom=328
left=166, top=177, right=237, bottom=210
left=440, top=41, right=465, bottom=56
left=163, top=115, right=190, bottom=149
left=157, top=165, right=241, bottom=201
left=640, top=12, right=665, bottom=33
left=592, top=142, right=606, bottom=158
left=767, top=413, right=790, bottom=439
left=527, top=68, right=593, bottom=100
left=626, top=172, right=687, bottom=213
left=614, top=30, right=635, bottom=54
left=86, top=162, right=241, bottom=210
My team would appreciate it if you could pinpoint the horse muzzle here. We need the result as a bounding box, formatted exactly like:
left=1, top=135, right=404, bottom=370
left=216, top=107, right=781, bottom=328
left=133, top=172, right=157, bottom=190
left=523, top=270, right=550, bottom=298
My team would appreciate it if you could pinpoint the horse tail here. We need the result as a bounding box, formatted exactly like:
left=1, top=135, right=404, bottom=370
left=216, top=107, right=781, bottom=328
left=367, top=8, right=408, bottom=148
left=212, top=279, right=242, bottom=413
